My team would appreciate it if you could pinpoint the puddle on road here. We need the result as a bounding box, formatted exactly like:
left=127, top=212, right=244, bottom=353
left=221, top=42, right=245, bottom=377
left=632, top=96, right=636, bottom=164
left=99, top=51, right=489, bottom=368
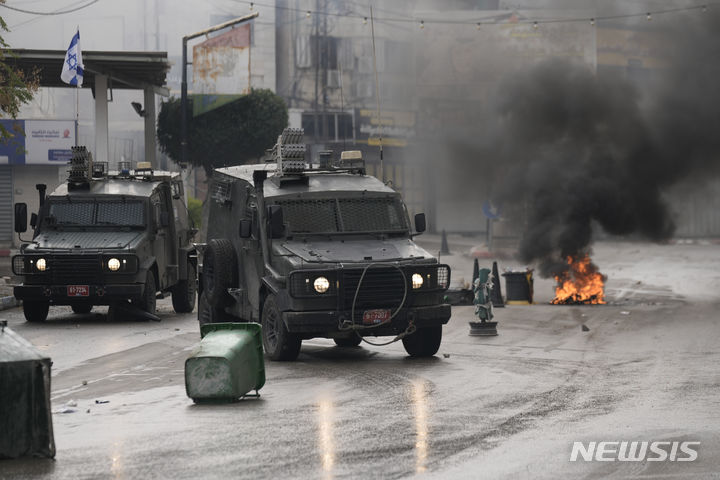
left=412, top=380, right=430, bottom=473
left=317, top=399, right=335, bottom=479
left=311, top=378, right=434, bottom=478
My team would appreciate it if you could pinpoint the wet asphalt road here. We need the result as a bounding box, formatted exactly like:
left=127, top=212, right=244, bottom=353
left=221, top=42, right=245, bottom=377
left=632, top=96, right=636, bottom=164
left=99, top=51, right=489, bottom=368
left=1, top=240, right=720, bottom=479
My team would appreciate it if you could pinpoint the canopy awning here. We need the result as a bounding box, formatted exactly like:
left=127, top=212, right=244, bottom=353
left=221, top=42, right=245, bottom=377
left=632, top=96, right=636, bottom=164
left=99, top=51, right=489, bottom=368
left=9, top=49, right=170, bottom=94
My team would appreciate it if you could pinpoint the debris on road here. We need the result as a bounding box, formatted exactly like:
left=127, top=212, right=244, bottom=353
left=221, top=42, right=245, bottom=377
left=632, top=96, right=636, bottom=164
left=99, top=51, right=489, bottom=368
left=53, top=407, right=76, bottom=414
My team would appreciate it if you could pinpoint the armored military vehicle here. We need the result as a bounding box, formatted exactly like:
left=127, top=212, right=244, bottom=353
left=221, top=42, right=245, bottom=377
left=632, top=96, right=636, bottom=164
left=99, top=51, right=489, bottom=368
left=199, top=129, right=451, bottom=361
left=12, top=146, right=197, bottom=322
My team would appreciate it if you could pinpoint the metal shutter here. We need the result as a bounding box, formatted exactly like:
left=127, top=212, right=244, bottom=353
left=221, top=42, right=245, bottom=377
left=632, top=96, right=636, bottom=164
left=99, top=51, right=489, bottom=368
left=0, top=168, right=12, bottom=243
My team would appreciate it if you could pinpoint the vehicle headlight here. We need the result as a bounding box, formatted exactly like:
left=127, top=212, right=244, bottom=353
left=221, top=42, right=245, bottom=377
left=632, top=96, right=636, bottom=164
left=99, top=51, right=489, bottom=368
left=107, top=258, right=121, bottom=271
left=35, top=258, right=47, bottom=272
left=412, top=273, right=424, bottom=289
left=313, top=276, right=330, bottom=294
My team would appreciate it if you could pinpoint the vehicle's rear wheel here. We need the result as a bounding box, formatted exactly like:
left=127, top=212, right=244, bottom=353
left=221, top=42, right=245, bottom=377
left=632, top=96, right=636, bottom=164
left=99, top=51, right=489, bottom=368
left=71, top=303, right=93, bottom=314
left=261, top=294, right=301, bottom=361
left=23, top=301, right=49, bottom=323
left=198, top=292, right=212, bottom=330
left=132, top=270, right=157, bottom=315
left=202, top=239, right=237, bottom=307
left=334, top=335, right=362, bottom=347
left=402, top=326, right=442, bottom=357
left=197, top=291, right=233, bottom=334
left=172, top=260, right=197, bottom=313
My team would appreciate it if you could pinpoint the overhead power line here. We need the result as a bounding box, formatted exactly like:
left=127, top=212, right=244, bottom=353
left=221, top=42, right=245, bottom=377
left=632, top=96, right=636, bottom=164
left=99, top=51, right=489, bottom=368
left=0, top=0, right=102, bottom=16
left=236, top=0, right=716, bottom=28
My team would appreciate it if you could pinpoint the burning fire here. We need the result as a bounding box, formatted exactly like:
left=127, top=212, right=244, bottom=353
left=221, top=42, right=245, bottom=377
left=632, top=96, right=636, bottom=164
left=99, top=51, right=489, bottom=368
left=551, top=254, right=606, bottom=305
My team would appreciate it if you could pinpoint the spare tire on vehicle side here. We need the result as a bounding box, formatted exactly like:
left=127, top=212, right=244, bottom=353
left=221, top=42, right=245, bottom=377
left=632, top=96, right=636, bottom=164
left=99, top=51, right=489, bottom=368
left=202, top=239, right=237, bottom=308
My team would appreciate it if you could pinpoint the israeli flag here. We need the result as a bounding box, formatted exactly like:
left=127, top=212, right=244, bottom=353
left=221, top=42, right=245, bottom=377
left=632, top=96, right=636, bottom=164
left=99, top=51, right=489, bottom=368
left=61, top=29, right=84, bottom=86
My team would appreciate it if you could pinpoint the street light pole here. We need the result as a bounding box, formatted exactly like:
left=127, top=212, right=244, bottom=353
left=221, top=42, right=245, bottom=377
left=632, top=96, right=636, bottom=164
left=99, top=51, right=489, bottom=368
left=180, top=11, right=259, bottom=168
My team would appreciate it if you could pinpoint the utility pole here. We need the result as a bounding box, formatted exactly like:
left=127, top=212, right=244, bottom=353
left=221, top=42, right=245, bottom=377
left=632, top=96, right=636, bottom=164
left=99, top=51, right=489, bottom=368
left=313, top=0, right=320, bottom=143
left=180, top=12, right=259, bottom=169
left=321, top=0, right=329, bottom=140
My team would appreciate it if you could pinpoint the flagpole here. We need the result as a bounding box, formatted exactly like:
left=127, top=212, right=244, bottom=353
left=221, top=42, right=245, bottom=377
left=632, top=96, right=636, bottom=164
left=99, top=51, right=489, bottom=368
left=60, top=26, right=83, bottom=147
left=75, top=86, right=79, bottom=146
left=75, top=25, right=80, bottom=147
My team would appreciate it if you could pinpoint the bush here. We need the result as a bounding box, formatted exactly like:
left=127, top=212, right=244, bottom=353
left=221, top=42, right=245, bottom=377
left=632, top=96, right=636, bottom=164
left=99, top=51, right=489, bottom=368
left=187, top=196, right=202, bottom=229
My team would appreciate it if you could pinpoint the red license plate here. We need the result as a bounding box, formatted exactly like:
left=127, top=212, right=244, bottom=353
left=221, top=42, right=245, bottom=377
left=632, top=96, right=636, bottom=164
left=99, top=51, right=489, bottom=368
left=67, top=285, right=89, bottom=297
left=362, top=309, right=391, bottom=325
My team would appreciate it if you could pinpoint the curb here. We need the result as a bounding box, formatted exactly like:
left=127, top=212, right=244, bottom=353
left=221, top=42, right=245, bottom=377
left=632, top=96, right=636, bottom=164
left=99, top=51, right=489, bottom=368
left=0, top=296, right=19, bottom=311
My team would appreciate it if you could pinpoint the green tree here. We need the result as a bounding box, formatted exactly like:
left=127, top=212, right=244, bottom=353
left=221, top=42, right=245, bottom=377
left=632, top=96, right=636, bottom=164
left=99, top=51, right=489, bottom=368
left=157, top=89, right=288, bottom=175
left=0, top=9, right=38, bottom=140
left=187, top=195, right=202, bottom=229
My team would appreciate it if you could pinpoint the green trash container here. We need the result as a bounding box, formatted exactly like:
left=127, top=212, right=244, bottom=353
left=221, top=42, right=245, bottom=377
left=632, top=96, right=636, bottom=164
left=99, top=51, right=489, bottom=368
left=185, top=322, right=265, bottom=403
left=0, top=323, right=55, bottom=459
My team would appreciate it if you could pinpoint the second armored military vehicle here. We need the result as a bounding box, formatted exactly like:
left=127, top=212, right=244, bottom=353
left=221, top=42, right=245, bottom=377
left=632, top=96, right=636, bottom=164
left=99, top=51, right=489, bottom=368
left=199, top=129, right=451, bottom=361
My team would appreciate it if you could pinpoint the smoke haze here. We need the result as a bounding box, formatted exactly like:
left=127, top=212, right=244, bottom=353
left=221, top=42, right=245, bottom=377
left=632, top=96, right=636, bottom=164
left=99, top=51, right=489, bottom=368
left=468, top=8, right=720, bottom=276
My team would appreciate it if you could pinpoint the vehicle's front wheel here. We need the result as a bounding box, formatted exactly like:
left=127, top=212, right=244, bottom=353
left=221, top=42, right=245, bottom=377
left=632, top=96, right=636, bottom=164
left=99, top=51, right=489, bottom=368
left=132, top=270, right=157, bottom=315
left=23, top=301, right=49, bottom=323
left=172, top=260, right=197, bottom=313
left=334, top=335, right=362, bottom=347
left=71, top=303, right=93, bottom=314
left=402, top=326, right=442, bottom=357
left=261, top=294, right=301, bottom=361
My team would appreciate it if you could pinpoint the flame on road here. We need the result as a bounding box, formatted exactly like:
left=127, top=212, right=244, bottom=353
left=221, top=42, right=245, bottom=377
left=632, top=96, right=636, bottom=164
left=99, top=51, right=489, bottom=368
left=552, top=254, right=606, bottom=304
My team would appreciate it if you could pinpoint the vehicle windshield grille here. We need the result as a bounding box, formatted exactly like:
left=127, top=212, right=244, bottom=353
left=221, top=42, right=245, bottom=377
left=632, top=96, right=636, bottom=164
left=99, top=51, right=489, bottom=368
left=48, top=201, right=144, bottom=227
left=277, top=197, right=407, bottom=234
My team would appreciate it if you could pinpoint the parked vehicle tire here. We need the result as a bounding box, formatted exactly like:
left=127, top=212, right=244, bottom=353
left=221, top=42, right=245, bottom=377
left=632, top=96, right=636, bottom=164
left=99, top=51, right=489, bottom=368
left=71, top=303, right=93, bottom=314
left=107, top=303, right=121, bottom=322
left=402, top=326, right=442, bottom=357
left=23, top=301, right=49, bottom=323
left=261, top=294, right=301, bottom=361
left=197, top=291, right=233, bottom=333
left=197, top=292, right=212, bottom=330
left=334, top=335, right=362, bottom=347
left=132, top=269, right=157, bottom=315
left=202, top=239, right=237, bottom=307
left=172, top=260, right=197, bottom=314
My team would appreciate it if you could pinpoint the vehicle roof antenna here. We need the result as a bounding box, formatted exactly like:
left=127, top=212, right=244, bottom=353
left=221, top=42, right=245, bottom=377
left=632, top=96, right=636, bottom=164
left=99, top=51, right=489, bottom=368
left=370, top=5, right=384, bottom=182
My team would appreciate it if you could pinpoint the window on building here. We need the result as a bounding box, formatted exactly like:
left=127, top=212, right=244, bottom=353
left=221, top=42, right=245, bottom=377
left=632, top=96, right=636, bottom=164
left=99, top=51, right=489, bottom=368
left=302, top=112, right=353, bottom=141
left=296, top=35, right=343, bottom=70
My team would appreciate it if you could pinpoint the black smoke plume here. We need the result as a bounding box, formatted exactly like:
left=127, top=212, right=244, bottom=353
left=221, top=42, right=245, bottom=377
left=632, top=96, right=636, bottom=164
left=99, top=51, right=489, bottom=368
left=486, top=10, right=720, bottom=276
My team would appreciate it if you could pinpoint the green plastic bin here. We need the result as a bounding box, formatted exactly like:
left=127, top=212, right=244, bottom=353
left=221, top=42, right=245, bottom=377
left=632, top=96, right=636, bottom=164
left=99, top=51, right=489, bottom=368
left=185, top=323, right=265, bottom=403
left=0, top=324, right=55, bottom=458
